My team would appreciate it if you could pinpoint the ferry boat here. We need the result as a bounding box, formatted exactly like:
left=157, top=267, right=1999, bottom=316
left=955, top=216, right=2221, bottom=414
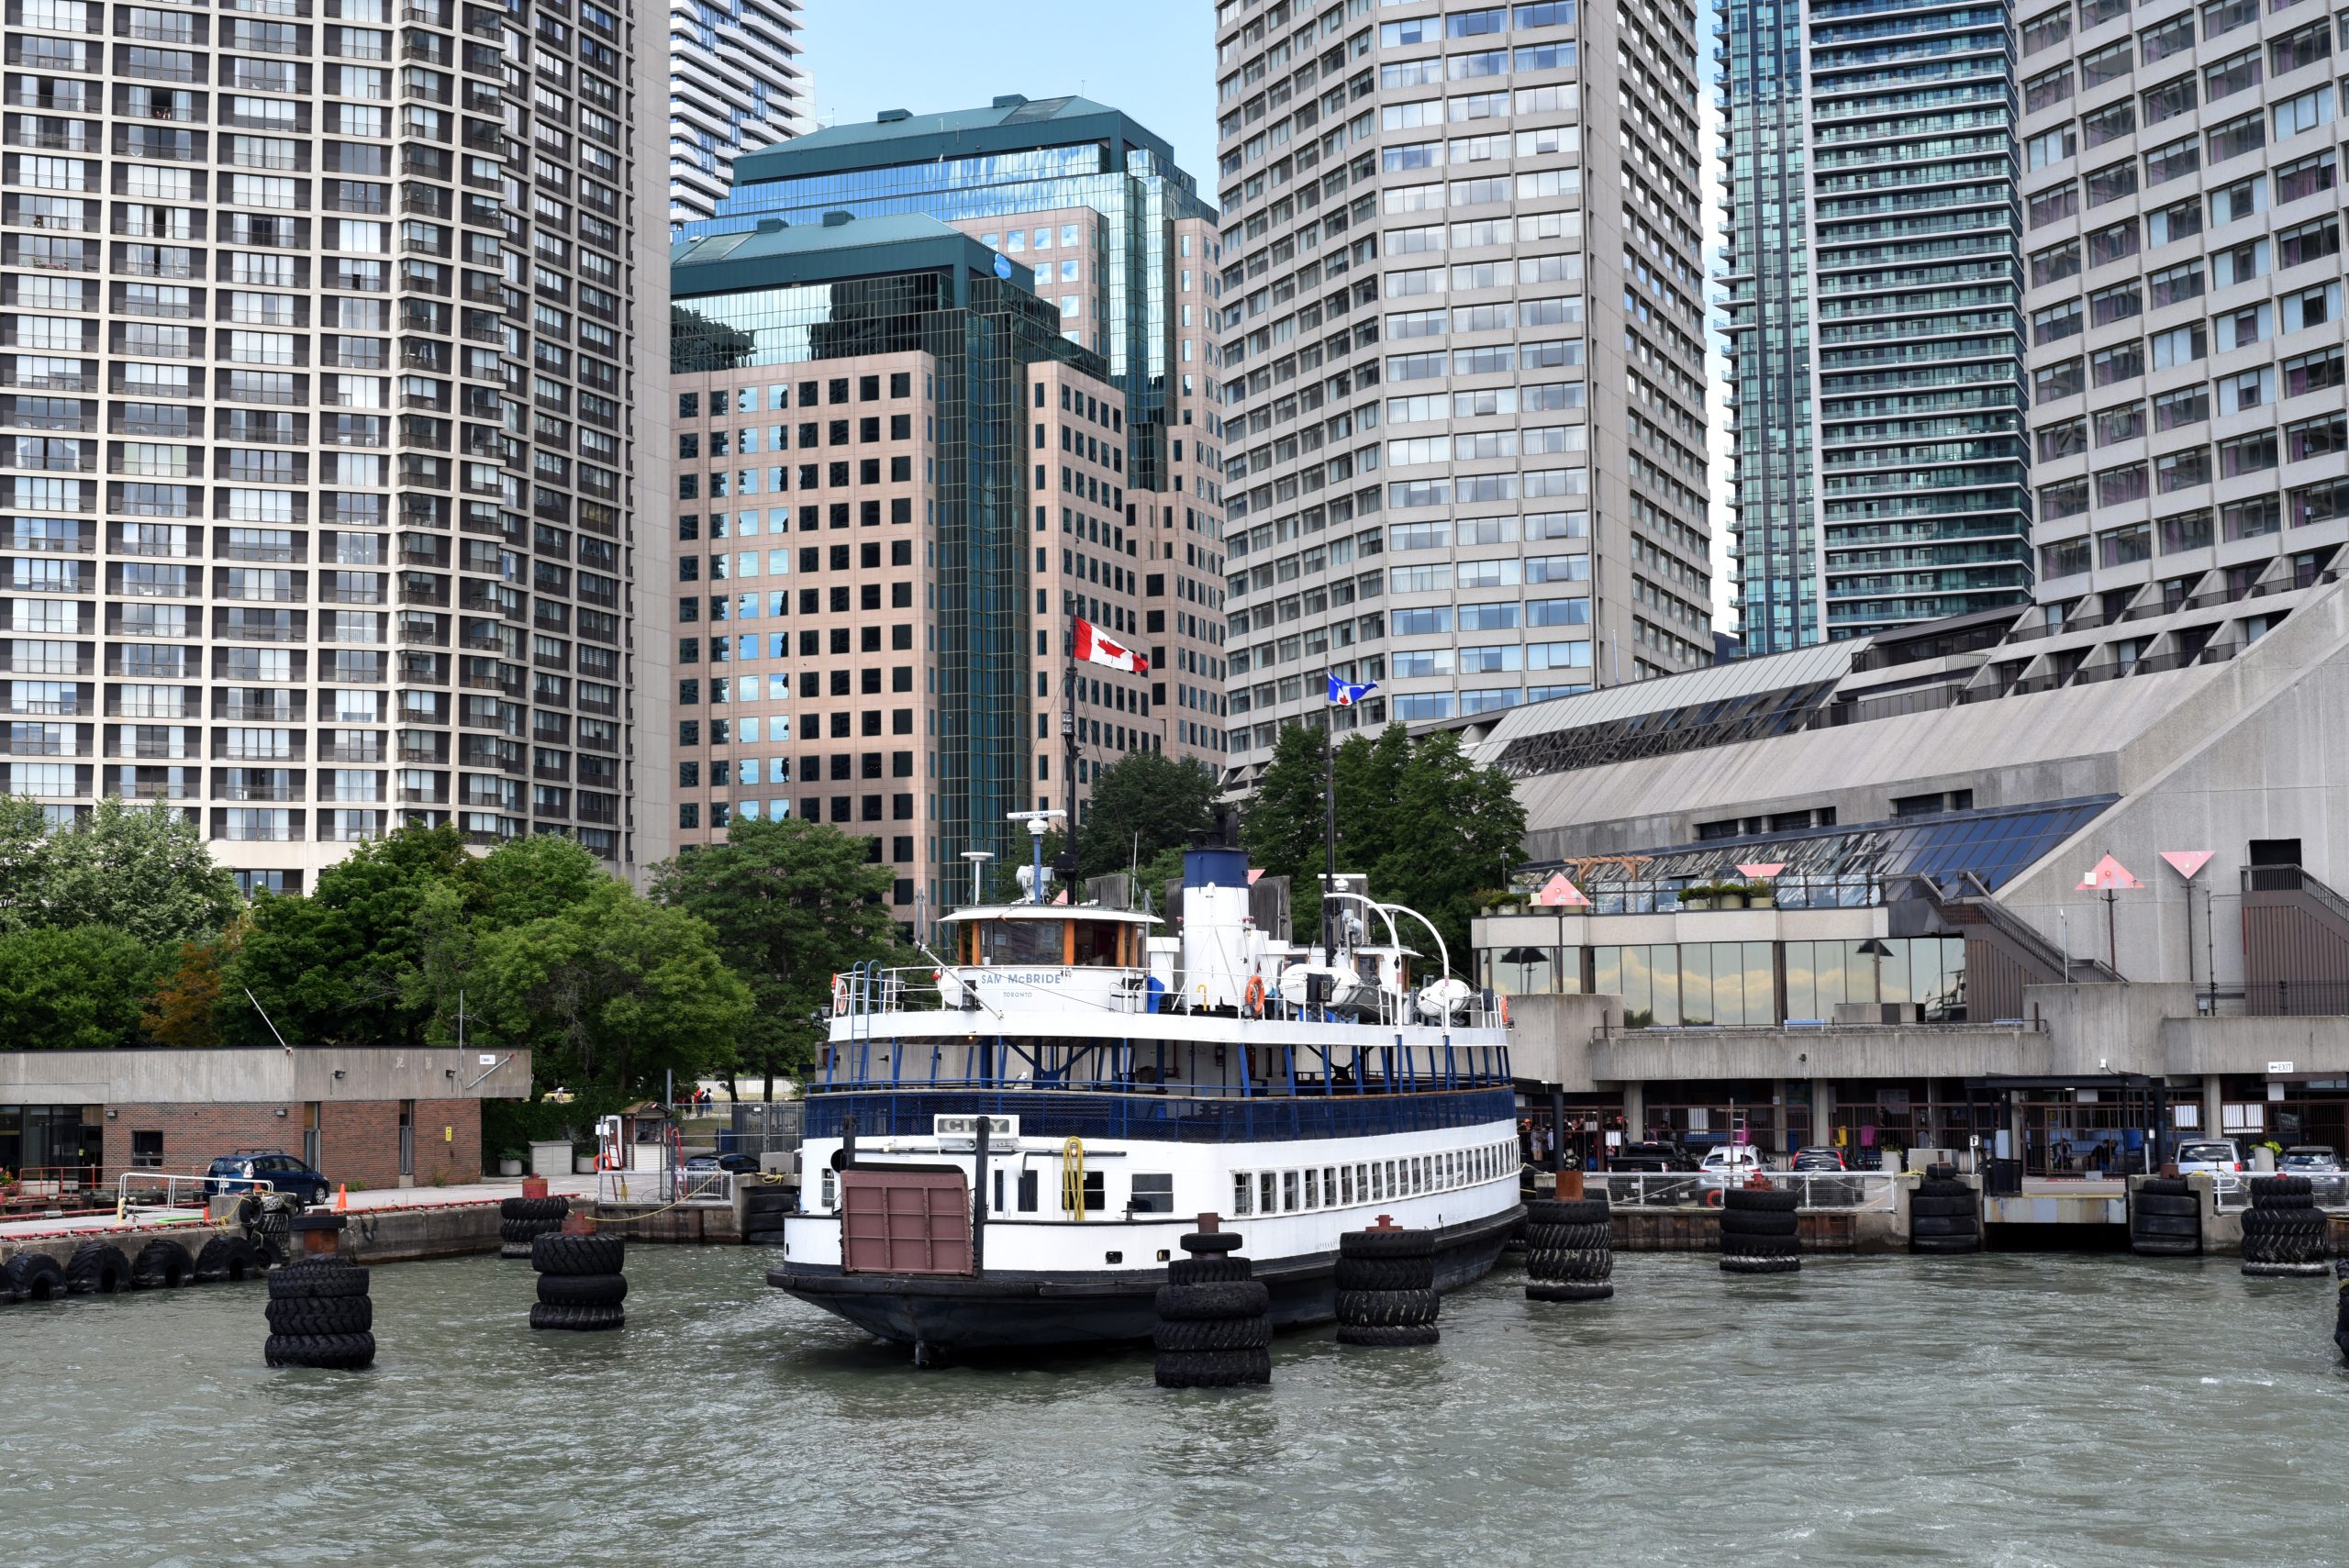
left=770, top=839, right=1524, bottom=1361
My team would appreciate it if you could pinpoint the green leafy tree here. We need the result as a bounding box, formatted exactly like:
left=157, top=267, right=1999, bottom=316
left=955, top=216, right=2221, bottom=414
left=0, top=795, right=51, bottom=932
left=1368, top=730, right=1527, bottom=973
left=0, top=926, right=163, bottom=1049
left=473, top=878, right=752, bottom=1098
left=1241, top=720, right=1330, bottom=940
left=140, top=932, right=234, bottom=1049
left=1330, top=722, right=1412, bottom=875
left=223, top=824, right=470, bottom=1047
left=1074, top=751, right=1219, bottom=877
left=43, top=798, right=240, bottom=946
left=650, top=817, right=901, bottom=1099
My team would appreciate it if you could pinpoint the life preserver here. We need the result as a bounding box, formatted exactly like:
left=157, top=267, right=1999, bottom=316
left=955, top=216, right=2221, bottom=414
left=830, top=973, right=847, bottom=1016
left=1702, top=1186, right=1724, bottom=1208
left=1242, top=974, right=1266, bottom=1017
left=1498, top=995, right=1510, bottom=1027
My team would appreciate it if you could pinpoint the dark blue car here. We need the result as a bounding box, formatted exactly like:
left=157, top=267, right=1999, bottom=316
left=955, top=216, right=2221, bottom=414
left=202, top=1150, right=330, bottom=1206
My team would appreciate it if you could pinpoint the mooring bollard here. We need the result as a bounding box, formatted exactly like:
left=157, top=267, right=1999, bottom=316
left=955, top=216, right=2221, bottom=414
left=500, top=1194, right=570, bottom=1260
left=264, top=1212, right=375, bottom=1370
left=1335, top=1216, right=1440, bottom=1344
left=1523, top=1191, right=1613, bottom=1302
left=1720, top=1184, right=1800, bottom=1274
left=1154, top=1213, right=1270, bottom=1388
left=529, top=1213, right=626, bottom=1330
left=1911, top=1162, right=1982, bottom=1255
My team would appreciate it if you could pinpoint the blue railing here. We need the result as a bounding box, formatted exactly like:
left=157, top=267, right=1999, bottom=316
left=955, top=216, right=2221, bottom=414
left=804, top=1087, right=1519, bottom=1144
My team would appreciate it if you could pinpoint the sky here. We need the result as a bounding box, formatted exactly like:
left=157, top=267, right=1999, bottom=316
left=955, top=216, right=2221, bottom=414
left=801, top=2, right=1221, bottom=183
left=799, top=0, right=1740, bottom=636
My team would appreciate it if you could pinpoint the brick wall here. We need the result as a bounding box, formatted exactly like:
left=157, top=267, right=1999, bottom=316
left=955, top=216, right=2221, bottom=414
left=103, top=1098, right=484, bottom=1192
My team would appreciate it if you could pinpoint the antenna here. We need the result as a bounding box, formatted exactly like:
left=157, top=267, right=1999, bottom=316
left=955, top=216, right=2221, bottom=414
left=959, top=849, right=994, bottom=906
left=1008, top=809, right=1064, bottom=906
left=244, top=986, right=293, bottom=1054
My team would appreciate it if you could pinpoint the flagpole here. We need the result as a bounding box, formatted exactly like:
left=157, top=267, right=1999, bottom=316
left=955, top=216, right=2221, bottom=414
left=1321, top=687, right=1337, bottom=967
left=1063, top=608, right=1077, bottom=878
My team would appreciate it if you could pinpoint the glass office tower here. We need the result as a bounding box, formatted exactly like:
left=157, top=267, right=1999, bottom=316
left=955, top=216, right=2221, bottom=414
left=672, top=94, right=1232, bottom=781
left=1720, top=0, right=2036, bottom=650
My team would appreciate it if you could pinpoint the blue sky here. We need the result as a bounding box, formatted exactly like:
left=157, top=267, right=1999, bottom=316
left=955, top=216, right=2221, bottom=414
left=803, top=2, right=1220, bottom=183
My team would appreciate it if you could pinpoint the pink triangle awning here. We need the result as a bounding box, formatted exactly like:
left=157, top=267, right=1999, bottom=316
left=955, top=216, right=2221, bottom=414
left=1533, top=873, right=1591, bottom=908
left=2077, top=853, right=2143, bottom=891
left=2159, top=850, right=2214, bottom=880
left=1735, top=862, right=1786, bottom=879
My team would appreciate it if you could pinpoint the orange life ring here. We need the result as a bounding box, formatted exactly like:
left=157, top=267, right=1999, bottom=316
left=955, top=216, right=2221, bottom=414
left=1702, top=1186, right=1724, bottom=1208
left=830, top=973, right=848, bottom=1016
left=1498, top=995, right=1511, bottom=1027
left=1242, top=974, right=1266, bottom=1017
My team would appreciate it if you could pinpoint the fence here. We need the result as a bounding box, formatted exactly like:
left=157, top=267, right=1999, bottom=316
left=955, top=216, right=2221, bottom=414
left=596, top=1167, right=734, bottom=1207
left=1593, top=1170, right=1899, bottom=1212
left=803, top=1086, right=1519, bottom=1144
left=2211, top=1172, right=2349, bottom=1211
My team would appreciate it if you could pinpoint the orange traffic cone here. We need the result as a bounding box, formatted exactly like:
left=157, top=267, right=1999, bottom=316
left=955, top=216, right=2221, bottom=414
left=334, top=1184, right=349, bottom=1213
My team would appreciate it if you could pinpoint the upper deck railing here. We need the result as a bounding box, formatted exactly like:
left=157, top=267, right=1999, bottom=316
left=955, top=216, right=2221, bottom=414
left=830, top=962, right=1509, bottom=1032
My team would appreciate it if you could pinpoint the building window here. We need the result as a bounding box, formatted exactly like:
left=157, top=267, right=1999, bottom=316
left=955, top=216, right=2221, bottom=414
left=130, top=1130, right=164, bottom=1168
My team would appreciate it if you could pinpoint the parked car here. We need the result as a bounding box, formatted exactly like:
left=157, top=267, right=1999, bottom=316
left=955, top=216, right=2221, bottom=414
left=202, top=1149, right=330, bottom=1206
left=1698, top=1144, right=1766, bottom=1195
left=2174, top=1139, right=2245, bottom=1174
left=1610, top=1141, right=1700, bottom=1173
left=2279, top=1145, right=2343, bottom=1173
left=1790, top=1147, right=1848, bottom=1172
left=684, top=1152, right=761, bottom=1174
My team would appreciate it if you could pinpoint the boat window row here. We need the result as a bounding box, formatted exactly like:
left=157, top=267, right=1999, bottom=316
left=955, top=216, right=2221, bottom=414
left=1228, top=1139, right=1513, bottom=1216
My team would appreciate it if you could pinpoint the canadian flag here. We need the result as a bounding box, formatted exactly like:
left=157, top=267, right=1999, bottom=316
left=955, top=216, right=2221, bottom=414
left=1074, top=617, right=1147, bottom=675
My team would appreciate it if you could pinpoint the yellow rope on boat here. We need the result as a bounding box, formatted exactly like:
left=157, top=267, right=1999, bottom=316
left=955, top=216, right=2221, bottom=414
left=1061, top=1136, right=1086, bottom=1221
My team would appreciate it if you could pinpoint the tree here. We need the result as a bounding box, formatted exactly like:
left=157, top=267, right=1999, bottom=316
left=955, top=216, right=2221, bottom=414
left=223, top=824, right=470, bottom=1048
left=42, top=798, right=240, bottom=946
left=1074, top=751, right=1219, bottom=877
left=1241, top=720, right=1330, bottom=940
left=0, top=795, right=50, bottom=932
left=1330, top=722, right=1412, bottom=875
left=1368, top=730, right=1527, bottom=974
left=141, top=931, right=237, bottom=1048
left=650, top=817, right=901, bottom=1099
left=473, top=878, right=752, bottom=1099
left=0, top=926, right=162, bottom=1050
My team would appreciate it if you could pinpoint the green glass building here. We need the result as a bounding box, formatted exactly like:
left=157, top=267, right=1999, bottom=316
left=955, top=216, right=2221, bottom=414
left=1720, top=0, right=2036, bottom=651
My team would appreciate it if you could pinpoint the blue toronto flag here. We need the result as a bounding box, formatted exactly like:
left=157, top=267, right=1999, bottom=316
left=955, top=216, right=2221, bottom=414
left=1326, top=673, right=1377, bottom=706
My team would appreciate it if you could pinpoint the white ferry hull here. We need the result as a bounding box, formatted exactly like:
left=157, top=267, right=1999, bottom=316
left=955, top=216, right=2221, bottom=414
left=772, top=1201, right=1522, bottom=1353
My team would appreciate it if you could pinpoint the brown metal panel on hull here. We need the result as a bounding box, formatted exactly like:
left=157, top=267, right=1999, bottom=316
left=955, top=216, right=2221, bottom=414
left=841, top=1170, right=972, bottom=1275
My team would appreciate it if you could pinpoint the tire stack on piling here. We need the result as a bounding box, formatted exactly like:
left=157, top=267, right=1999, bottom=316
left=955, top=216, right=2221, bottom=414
left=264, top=1215, right=375, bottom=1370
left=499, top=1195, right=569, bottom=1260
left=742, top=1180, right=796, bottom=1246
left=1523, top=1194, right=1614, bottom=1303
left=1335, top=1222, right=1441, bottom=1343
left=2241, top=1174, right=2329, bottom=1277
left=1910, top=1162, right=1983, bottom=1255
left=1720, top=1185, right=1801, bottom=1274
left=530, top=1229, right=627, bottom=1330
left=1153, top=1224, right=1271, bottom=1388
left=195, top=1233, right=266, bottom=1283
left=2334, top=1261, right=2349, bottom=1362
left=2130, top=1175, right=2201, bottom=1256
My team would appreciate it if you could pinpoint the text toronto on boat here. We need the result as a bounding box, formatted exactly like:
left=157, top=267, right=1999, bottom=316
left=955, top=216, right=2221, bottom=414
left=770, top=827, right=1524, bottom=1362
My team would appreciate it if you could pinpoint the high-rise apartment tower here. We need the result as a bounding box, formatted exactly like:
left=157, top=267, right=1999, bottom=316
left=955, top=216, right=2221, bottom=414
left=1212, top=0, right=1713, bottom=776
left=0, top=0, right=670, bottom=890
left=1719, top=0, right=2036, bottom=655
left=666, top=0, right=807, bottom=228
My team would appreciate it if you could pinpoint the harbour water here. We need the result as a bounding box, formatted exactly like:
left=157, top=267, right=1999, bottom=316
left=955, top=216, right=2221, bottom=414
left=6, top=1246, right=2344, bottom=1567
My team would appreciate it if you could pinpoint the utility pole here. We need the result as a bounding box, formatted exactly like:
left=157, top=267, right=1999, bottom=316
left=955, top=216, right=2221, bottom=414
left=1061, top=605, right=1078, bottom=887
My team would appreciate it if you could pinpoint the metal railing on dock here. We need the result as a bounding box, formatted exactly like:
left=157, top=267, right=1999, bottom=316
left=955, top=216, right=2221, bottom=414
left=1592, top=1170, right=1899, bottom=1212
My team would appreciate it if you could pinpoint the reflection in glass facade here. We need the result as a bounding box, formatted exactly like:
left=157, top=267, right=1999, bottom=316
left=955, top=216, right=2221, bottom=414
left=1482, top=935, right=1967, bottom=1025
left=670, top=239, right=1102, bottom=877
left=679, top=100, right=1214, bottom=494
left=1720, top=0, right=2037, bottom=649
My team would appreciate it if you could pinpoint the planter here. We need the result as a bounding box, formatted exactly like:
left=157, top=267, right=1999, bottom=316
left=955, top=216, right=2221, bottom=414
left=573, top=1154, right=598, bottom=1174
left=1680, top=894, right=1713, bottom=911
left=1750, top=891, right=1776, bottom=909
left=1717, top=891, right=1748, bottom=909
left=498, top=1158, right=524, bottom=1177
